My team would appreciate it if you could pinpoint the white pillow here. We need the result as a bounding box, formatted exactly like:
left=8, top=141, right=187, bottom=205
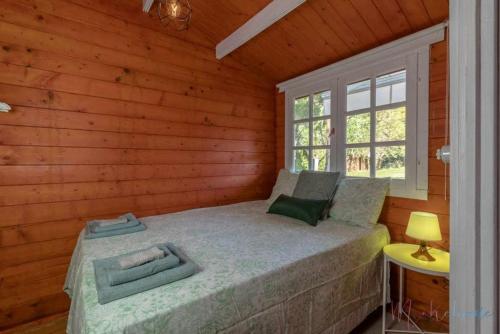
left=266, top=169, right=299, bottom=207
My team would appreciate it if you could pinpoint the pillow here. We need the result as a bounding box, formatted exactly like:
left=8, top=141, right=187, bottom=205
left=329, top=178, right=390, bottom=228
left=292, top=171, right=341, bottom=200
left=266, top=169, right=299, bottom=207
left=292, top=171, right=341, bottom=219
left=267, top=194, right=330, bottom=226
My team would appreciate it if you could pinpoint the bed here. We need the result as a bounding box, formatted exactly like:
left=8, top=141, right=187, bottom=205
left=64, top=200, right=390, bottom=334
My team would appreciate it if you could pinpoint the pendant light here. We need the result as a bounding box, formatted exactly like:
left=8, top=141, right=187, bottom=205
left=157, top=0, right=192, bottom=31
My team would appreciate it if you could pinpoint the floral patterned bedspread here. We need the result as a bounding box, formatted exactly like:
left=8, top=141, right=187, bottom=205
left=64, top=200, right=390, bottom=334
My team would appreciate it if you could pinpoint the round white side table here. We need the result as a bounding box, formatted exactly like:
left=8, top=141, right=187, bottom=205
left=382, top=243, right=450, bottom=334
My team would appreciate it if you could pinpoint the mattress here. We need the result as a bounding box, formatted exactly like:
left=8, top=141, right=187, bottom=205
left=64, top=200, right=390, bottom=334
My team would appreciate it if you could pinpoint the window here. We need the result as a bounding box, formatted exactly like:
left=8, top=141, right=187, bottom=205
left=344, top=70, right=407, bottom=180
left=292, top=91, right=331, bottom=172
left=279, top=25, right=445, bottom=200
left=335, top=57, right=427, bottom=201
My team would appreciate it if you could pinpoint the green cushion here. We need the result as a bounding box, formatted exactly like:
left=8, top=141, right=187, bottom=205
left=267, top=194, right=330, bottom=226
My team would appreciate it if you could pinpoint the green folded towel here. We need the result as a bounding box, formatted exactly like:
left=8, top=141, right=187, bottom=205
left=90, top=213, right=141, bottom=233
left=84, top=223, right=146, bottom=239
left=93, top=243, right=198, bottom=304
left=108, top=245, right=181, bottom=286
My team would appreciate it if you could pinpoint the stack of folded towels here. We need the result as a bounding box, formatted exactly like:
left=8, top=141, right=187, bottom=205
left=84, top=213, right=146, bottom=239
left=93, top=242, right=198, bottom=304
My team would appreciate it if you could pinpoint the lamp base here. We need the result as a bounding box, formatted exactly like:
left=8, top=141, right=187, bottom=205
left=411, top=242, right=436, bottom=262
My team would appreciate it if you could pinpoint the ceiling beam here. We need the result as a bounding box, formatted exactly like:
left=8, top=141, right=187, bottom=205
left=143, top=0, right=154, bottom=12
left=215, top=0, right=306, bottom=59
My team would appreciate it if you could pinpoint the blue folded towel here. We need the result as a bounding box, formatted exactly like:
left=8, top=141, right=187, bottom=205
left=107, top=245, right=180, bottom=286
left=89, top=213, right=141, bottom=233
left=93, top=243, right=198, bottom=304
left=92, top=217, right=127, bottom=228
left=84, top=218, right=146, bottom=239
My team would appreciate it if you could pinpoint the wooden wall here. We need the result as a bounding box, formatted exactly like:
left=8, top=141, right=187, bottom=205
left=276, top=40, right=450, bottom=328
left=0, top=0, right=275, bottom=329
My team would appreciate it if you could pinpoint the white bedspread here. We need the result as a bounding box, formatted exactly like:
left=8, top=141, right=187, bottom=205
left=64, top=200, right=390, bottom=334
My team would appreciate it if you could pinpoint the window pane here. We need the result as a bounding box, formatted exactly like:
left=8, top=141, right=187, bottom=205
left=346, top=147, right=370, bottom=177
left=392, top=82, right=406, bottom=103
left=313, top=91, right=331, bottom=117
left=313, top=119, right=331, bottom=145
left=376, top=107, right=406, bottom=142
left=376, top=70, right=406, bottom=106
left=312, top=149, right=330, bottom=171
left=347, top=79, right=370, bottom=112
left=376, top=86, right=391, bottom=106
left=294, top=122, right=309, bottom=146
left=376, top=146, right=405, bottom=179
left=346, top=112, right=370, bottom=144
left=294, top=149, right=309, bottom=172
left=294, top=96, right=309, bottom=120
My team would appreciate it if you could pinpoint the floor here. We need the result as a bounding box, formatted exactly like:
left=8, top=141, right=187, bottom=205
left=351, top=307, right=420, bottom=334
left=5, top=307, right=427, bottom=334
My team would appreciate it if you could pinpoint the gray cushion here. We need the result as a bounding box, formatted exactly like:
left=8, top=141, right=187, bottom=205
left=329, top=178, right=390, bottom=228
left=292, top=171, right=341, bottom=201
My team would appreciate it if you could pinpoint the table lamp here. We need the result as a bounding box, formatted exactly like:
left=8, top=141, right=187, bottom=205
left=405, top=212, right=442, bottom=261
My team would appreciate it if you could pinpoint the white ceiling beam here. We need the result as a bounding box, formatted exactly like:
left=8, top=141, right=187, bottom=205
left=143, top=0, right=154, bottom=12
left=215, top=0, right=306, bottom=59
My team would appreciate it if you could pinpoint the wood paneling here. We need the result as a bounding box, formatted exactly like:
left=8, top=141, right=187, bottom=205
left=2, top=312, right=68, bottom=334
left=0, top=0, right=275, bottom=330
left=185, top=0, right=448, bottom=81
left=275, top=39, right=450, bottom=329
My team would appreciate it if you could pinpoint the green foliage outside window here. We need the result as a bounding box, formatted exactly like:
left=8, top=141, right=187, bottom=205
left=293, top=94, right=406, bottom=178
left=345, top=106, right=406, bottom=176
left=376, top=107, right=406, bottom=142
left=293, top=96, right=309, bottom=120
left=346, top=113, right=370, bottom=144
left=294, top=122, right=309, bottom=146
left=294, top=149, right=309, bottom=172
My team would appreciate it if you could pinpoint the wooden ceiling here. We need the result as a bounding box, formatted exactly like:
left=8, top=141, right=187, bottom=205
left=125, top=0, right=448, bottom=83
left=188, top=0, right=449, bottom=82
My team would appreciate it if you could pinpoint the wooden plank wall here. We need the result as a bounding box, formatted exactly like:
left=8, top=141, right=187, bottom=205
left=0, top=0, right=275, bottom=329
left=276, top=39, right=450, bottom=327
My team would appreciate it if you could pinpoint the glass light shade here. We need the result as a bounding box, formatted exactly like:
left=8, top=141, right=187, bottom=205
left=166, top=0, right=181, bottom=18
left=157, top=0, right=192, bottom=31
left=405, top=211, right=442, bottom=241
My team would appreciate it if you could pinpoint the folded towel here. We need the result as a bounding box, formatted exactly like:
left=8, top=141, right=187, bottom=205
left=94, top=243, right=198, bottom=304
left=108, top=246, right=180, bottom=286
left=84, top=222, right=146, bottom=239
left=118, top=246, right=165, bottom=269
left=95, top=217, right=128, bottom=227
left=90, top=213, right=141, bottom=233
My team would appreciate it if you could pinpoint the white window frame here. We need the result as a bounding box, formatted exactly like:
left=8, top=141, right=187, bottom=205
left=286, top=80, right=337, bottom=172
left=278, top=23, right=446, bottom=200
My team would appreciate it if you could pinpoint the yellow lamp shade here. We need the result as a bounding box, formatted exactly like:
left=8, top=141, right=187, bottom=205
left=405, top=212, right=442, bottom=241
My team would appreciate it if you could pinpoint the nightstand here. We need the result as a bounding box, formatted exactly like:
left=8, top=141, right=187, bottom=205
left=382, top=243, right=450, bottom=334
